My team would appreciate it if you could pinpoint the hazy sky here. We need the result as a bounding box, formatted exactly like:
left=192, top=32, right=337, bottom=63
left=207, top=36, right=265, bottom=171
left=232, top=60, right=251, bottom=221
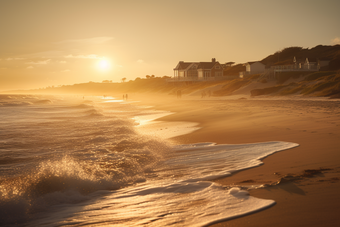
left=1, top=0, right=339, bottom=90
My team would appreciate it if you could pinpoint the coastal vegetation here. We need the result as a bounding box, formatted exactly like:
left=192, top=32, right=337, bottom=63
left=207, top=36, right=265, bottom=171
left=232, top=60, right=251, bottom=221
left=11, top=69, right=339, bottom=99
left=261, top=45, right=340, bottom=70
left=6, top=45, right=340, bottom=99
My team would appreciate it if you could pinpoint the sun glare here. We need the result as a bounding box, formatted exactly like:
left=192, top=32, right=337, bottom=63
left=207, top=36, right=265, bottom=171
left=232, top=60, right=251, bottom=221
left=97, top=58, right=111, bottom=71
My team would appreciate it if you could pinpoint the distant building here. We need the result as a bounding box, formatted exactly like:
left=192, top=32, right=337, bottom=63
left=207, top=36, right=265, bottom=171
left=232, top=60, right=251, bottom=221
left=173, top=58, right=224, bottom=81
left=261, top=57, right=330, bottom=80
left=239, top=61, right=265, bottom=78
left=270, top=57, right=324, bottom=72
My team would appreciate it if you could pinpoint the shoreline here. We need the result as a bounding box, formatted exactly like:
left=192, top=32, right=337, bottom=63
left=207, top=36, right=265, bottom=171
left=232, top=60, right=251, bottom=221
left=130, top=93, right=340, bottom=226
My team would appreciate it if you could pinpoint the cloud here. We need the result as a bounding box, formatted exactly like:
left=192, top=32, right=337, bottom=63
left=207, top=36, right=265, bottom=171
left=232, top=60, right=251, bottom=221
left=6, top=57, right=25, bottom=61
left=57, top=37, right=114, bottom=45
left=137, top=59, right=144, bottom=63
left=27, top=59, right=51, bottom=64
left=61, top=69, right=70, bottom=73
left=64, top=54, right=101, bottom=59
left=27, top=66, right=34, bottom=69
left=20, top=51, right=65, bottom=58
left=59, top=61, right=67, bottom=64
left=331, top=37, right=340, bottom=45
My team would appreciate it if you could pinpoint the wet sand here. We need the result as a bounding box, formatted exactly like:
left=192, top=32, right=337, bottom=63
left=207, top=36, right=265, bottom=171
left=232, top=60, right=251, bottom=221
left=130, top=93, right=340, bottom=226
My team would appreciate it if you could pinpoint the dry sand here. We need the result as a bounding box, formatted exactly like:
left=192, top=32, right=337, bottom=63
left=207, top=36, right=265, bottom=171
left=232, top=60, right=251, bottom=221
left=129, top=93, right=340, bottom=227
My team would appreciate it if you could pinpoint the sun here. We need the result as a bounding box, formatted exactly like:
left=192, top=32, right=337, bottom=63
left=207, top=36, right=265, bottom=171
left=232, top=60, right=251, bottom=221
left=97, top=58, right=111, bottom=71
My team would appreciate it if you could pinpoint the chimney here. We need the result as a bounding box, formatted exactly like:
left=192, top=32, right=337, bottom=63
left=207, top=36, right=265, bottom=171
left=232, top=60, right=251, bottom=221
left=212, top=58, right=216, bottom=63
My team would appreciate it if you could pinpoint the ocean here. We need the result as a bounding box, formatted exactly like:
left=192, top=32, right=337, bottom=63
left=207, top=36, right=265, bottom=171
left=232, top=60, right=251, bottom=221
left=0, top=94, right=298, bottom=226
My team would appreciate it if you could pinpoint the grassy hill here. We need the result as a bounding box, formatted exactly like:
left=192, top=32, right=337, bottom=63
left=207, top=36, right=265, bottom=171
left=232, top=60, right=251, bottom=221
left=261, top=45, right=340, bottom=70
left=5, top=44, right=340, bottom=99
left=14, top=69, right=338, bottom=99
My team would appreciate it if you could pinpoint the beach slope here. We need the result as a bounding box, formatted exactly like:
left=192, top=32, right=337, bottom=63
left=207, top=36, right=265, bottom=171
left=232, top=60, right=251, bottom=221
left=134, top=94, right=340, bottom=227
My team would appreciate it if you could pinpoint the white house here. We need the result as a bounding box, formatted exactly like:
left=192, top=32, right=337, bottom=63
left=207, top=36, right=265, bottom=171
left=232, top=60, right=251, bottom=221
left=239, top=61, right=265, bottom=78
left=270, top=57, right=321, bottom=71
left=173, top=58, right=224, bottom=81
left=245, top=62, right=265, bottom=74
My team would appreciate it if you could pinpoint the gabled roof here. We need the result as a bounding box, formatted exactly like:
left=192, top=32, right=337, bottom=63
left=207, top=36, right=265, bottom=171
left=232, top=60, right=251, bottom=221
left=187, top=63, right=199, bottom=70
left=174, top=62, right=195, bottom=70
left=197, top=62, right=218, bottom=70
left=174, top=59, right=221, bottom=70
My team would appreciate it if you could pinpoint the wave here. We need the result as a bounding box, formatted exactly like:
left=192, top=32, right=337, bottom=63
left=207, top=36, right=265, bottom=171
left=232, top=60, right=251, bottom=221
left=0, top=134, right=169, bottom=225
left=0, top=95, right=54, bottom=107
left=0, top=95, right=301, bottom=226
left=82, top=108, right=104, bottom=117
left=39, top=181, right=275, bottom=227
left=0, top=155, right=145, bottom=225
left=73, top=103, right=94, bottom=109
left=0, top=95, right=14, bottom=100
left=0, top=101, right=33, bottom=107
left=161, top=141, right=299, bottom=183
left=34, top=99, right=53, bottom=104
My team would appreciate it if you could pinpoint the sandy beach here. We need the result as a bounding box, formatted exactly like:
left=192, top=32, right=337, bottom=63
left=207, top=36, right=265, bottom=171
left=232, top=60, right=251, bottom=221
left=131, top=93, right=340, bottom=227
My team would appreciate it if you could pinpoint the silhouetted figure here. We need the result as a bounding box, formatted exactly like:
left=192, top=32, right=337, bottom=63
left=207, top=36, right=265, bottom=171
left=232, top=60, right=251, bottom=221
left=208, top=90, right=211, bottom=97
left=201, top=91, right=206, bottom=98
left=123, top=94, right=125, bottom=100
left=125, top=94, right=128, bottom=100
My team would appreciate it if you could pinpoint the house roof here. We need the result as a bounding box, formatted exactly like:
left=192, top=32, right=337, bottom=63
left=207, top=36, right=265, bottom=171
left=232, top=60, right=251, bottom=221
left=187, top=63, right=199, bottom=70
left=173, top=62, right=195, bottom=70
left=174, top=60, right=221, bottom=70
left=197, top=62, right=219, bottom=70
